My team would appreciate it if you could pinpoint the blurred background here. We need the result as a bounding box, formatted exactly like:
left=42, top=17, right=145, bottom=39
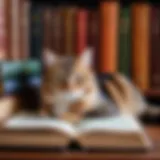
left=0, top=0, right=160, bottom=123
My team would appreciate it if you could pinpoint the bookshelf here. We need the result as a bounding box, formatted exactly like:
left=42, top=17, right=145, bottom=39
left=1, top=0, right=160, bottom=103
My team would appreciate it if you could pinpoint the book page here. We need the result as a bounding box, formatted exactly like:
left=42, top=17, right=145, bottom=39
left=76, top=114, right=142, bottom=135
left=4, top=114, right=76, bottom=137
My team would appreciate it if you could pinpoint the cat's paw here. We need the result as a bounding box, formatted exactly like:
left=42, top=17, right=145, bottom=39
left=69, top=101, right=86, bottom=114
left=39, top=108, right=49, bottom=117
left=60, top=112, right=82, bottom=124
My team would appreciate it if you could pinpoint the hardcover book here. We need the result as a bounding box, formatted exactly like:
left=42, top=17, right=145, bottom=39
left=76, top=9, right=88, bottom=55
left=150, top=6, right=160, bottom=89
left=118, top=6, right=131, bottom=78
left=131, top=3, right=150, bottom=92
left=0, top=113, right=152, bottom=150
left=52, top=8, right=63, bottom=54
left=30, top=2, right=43, bottom=59
left=63, top=7, right=77, bottom=56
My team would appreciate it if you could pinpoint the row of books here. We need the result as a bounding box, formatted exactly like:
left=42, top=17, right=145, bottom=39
left=0, top=0, right=160, bottom=93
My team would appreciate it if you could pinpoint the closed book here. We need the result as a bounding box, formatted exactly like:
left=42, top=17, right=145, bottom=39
left=0, top=0, right=7, bottom=60
left=63, top=7, right=76, bottom=56
left=19, top=0, right=30, bottom=60
left=150, top=6, right=160, bottom=89
left=51, top=8, right=63, bottom=55
left=118, top=6, right=131, bottom=78
left=76, top=9, right=88, bottom=55
left=99, top=1, right=119, bottom=73
left=1, top=62, right=23, bottom=95
left=132, top=3, right=150, bottom=92
left=30, top=2, right=43, bottom=59
left=43, top=7, right=53, bottom=51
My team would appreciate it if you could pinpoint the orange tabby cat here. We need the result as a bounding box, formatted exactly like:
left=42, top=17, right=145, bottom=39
left=41, top=48, right=118, bottom=123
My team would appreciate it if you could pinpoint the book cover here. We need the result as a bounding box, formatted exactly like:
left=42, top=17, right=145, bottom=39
left=118, top=6, right=131, bottom=78
left=51, top=8, right=63, bottom=55
left=150, top=6, right=160, bottom=89
left=99, top=1, right=119, bottom=73
left=30, top=2, right=43, bottom=59
left=131, top=3, right=150, bottom=92
left=63, top=7, right=76, bottom=56
left=76, top=9, right=88, bottom=55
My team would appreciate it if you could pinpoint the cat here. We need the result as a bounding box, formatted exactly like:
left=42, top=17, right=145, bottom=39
left=40, top=48, right=119, bottom=123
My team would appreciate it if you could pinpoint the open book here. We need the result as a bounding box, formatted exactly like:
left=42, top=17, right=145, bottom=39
left=0, top=114, right=152, bottom=150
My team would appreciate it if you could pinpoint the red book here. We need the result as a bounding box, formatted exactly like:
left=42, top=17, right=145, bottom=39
left=76, top=9, right=88, bottom=55
left=150, top=6, right=160, bottom=89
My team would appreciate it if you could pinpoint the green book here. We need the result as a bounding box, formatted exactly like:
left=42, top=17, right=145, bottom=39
left=118, top=6, right=131, bottom=78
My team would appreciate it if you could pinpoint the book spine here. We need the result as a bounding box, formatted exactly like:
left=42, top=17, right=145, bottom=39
left=19, top=0, right=30, bottom=60
left=0, top=0, right=6, bottom=60
left=150, top=6, right=160, bottom=89
left=118, top=6, right=131, bottom=78
left=63, top=7, right=76, bottom=56
left=5, top=0, right=11, bottom=60
left=43, top=7, right=53, bottom=51
left=30, top=2, right=43, bottom=59
left=76, top=9, right=88, bottom=55
left=10, top=0, right=21, bottom=60
left=88, top=10, right=99, bottom=70
left=99, top=1, right=119, bottom=73
left=131, top=3, right=150, bottom=92
left=52, top=8, right=63, bottom=55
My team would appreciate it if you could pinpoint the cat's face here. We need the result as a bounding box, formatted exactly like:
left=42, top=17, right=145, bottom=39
left=43, top=49, right=94, bottom=93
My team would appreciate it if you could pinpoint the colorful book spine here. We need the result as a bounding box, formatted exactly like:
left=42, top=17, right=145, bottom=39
left=63, top=7, right=76, bottom=56
left=52, top=8, right=63, bottom=54
left=0, top=0, right=6, bottom=60
left=131, top=3, right=150, bottom=92
left=30, top=2, right=43, bottom=59
left=76, top=9, right=88, bottom=55
left=150, top=6, right=160, bottom=89
left=118, top=6, right=131, bottom=78
left=99, top=1, right=119, bottom=73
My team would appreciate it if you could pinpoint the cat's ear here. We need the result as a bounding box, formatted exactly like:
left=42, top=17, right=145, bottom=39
left=43, top=49, right=58, bottom=66
left=79, top=48, right=93, bottom=68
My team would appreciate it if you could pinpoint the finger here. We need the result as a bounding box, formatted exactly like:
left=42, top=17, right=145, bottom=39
left=105, top=81, right=124, bottom=105
left=113, top=73, right=133, bottom=99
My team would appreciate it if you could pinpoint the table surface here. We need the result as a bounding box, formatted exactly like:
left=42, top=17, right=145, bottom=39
left=0, top=125, right=160, bottom=160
